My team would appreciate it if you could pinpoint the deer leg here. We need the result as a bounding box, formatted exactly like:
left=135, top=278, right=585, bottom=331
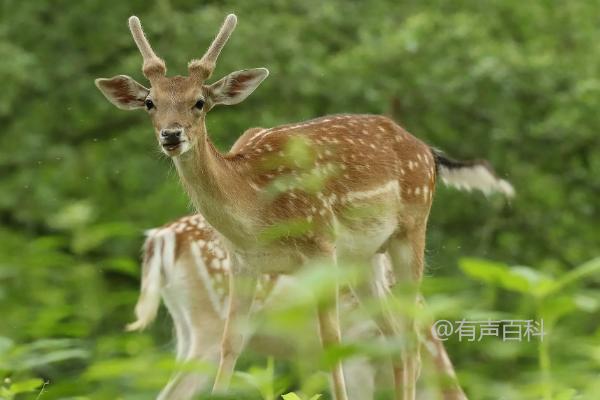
left=373, top=252, right=417, bottom=400
left=212, top=267, right=257, bottom=393
left=343, top=355, right=377, bottom=400
left=159, top=315, right=222, bottom=400
left=368, top=253, right=466, bottom=400
left=347, top=255, right=405, bottom=400
left=158, top=270, right=197, bottom=399
left=160, top=346, right=220, bottom=400
left=317, top=292, right=349, bottom=400
left=157, top=310, right=195, bottom=400
left=312, top=244, right=349, bottom=400
left=419, top=295, right=468, bottom=400
left=341, top=268, right=381, bottom=400
left=386, top=228, right=426, bottom=400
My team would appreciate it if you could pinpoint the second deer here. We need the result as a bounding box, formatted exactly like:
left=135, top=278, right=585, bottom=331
left=128, top=214, right=467, bottom=400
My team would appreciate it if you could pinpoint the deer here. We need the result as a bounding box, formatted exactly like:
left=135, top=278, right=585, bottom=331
left=95, top=13, right=513, bottom=400
left=127, top=214, right=467, bottom=400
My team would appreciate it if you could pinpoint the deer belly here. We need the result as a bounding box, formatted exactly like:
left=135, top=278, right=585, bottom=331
left=335, top=215, right=396, bottom=259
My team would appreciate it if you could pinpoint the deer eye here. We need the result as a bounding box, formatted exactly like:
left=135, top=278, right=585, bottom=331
left=194, top=99, right=205, bottom=110
left=144, top=99, right=154, bottom=110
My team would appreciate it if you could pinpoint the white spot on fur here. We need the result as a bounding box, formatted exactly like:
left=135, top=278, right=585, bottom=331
left=249, top=181, right=261, bottom=191
left=214, top=247, right=225, bottom=259
left=345, top=181, right=400, bottom=202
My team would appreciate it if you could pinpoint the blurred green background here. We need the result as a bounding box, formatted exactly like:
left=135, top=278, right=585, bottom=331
left=1, top=0, right=598, bottom=399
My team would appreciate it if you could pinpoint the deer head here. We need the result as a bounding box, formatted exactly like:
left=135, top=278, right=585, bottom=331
left=95, top=14, right=269, bottom=157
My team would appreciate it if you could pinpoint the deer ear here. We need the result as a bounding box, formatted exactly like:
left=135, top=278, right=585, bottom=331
left=208, top=68, right=269, bottom=106
left=95, top=75, right=149, bottom=110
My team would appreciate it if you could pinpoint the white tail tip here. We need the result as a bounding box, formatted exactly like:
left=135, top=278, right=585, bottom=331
left=439, top=164, right=515, bottom=198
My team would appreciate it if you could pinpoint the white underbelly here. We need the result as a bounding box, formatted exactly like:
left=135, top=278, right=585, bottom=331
left=335, top=181, right=400, bottom=259
left=335, top=213, right=397, bottom=260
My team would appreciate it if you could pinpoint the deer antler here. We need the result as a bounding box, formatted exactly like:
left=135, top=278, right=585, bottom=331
left=128, top=16, right=167, bottom=79
left=188, top=14, right=237, bottom=80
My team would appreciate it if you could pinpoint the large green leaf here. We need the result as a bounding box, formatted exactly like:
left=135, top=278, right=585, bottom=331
left=459, top=258, right=555, bottom=295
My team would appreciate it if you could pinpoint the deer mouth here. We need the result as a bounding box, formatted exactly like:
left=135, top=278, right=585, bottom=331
left=162, top=143, right=181, bottom=151
left=161, top=141, right=186, bottom=156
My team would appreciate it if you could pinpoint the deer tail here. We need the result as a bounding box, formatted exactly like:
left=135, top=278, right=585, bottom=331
left=125, top=228, right=175, bottom=331
left=431, top=147, right=514, bottom=198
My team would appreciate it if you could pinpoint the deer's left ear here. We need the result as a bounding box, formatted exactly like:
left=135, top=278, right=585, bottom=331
left=207, top=68, right=269, bottom=106
left=95, top=75, right=150, bottom=110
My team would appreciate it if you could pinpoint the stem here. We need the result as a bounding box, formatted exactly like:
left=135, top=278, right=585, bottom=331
left=536, top=301, right=552, bottom=400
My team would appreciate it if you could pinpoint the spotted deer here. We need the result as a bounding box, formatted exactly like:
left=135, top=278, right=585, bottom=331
left=95, top=13, right=512, bottom=400
left=128, top=214, right=467, bottom=400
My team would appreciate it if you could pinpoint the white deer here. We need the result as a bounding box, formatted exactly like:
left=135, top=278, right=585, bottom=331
left=95, top=13, right=512, bottom=400
left=128, top=214, right=468, bottom=400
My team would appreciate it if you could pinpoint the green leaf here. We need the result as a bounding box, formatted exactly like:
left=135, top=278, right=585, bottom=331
left=0, top=386, right=13, bottom=400
left=539, top=295, right=576, bottom=326
left=459, top=258, right=512, bottom=283
left=235, top=357, right=275, bottom=400
left=282, top=394, right=302, bottom=400
left=540, top=257, right=600, bottom=297
left=282, top=392, right=321, bottom=400
left=8, top=378, right=44, bottom=394
left=16, top=349, right=90, bottom=371
left=459, top=258, right=555, bottom=296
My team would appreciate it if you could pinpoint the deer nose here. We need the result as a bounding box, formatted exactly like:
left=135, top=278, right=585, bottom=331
left=160, top=129, right=182, bottom=144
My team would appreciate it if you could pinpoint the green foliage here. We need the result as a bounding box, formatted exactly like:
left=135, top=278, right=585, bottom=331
left=0, top=0, right=598, bottom=399
left=282, top=392, right=321, bottom=400
left=0, top=378, right=45, bottom=400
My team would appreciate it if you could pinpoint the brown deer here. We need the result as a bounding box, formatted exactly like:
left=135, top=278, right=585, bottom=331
left=95, top=13, right=512, bottom=400
left=128, top=214, right=467, bottom=400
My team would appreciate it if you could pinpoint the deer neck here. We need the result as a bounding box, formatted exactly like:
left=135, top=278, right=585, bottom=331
left=172, top=125, right=255, bottom=245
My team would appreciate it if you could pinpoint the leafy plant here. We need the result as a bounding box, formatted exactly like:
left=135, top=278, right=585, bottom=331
left=460, top=257, right=600, bottom=399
